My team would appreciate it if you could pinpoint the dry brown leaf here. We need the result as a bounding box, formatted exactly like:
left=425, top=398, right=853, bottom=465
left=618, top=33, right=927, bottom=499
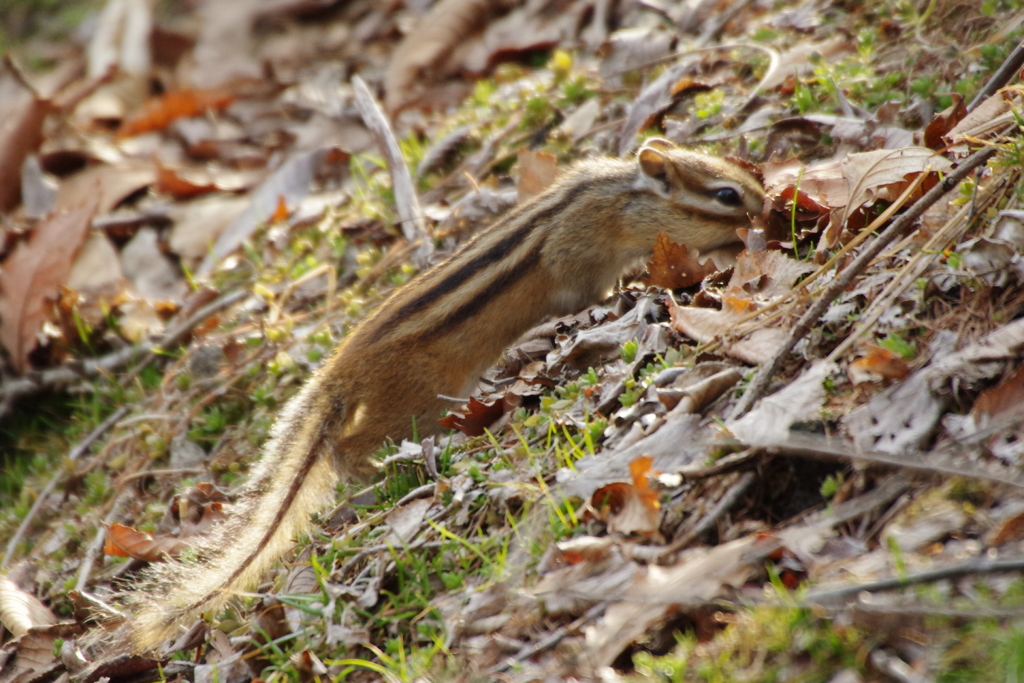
left=167, top=194, right=249, bottom=265
left=67, top=230, right=125, bottom=299
left=617, top=60, right=691, bottom=155
left=971, top=364, right=1024, bottom=421
left=516, top=148, right=559, bottom=202
left=548, top=304, right=645, bottom=372
left=763, top=156, right=848, bottom=210
left=54, top=160, right=157, bottom=214
left=598, top=26, right=676, bottom=89
left=103, top=522, right=189, bottom=562
left=556, top=536, right=617, bottom=566
left=118, top=88, right=234, bottom=139
left=87, top=0, right=152, bottom=77
left=171, top=482, right=229, bottom=538
left=585, top=533, right=786, bottom=665
left=154, top=159, right=221, bottom=200
left=461, top=0, right=599, bottom=71
left=0, top=197, right=98, bottom=372
left=847, top=318, right=1024, bottom=454
left=0, top=60, right=52, bottom=212
left=989, top=509, right=1024, bottom=547
left=881, top=491, right=966, bottom=552
left=533, top=537, right=639, bottom=617
left=727, top=361, right=835, bottom=445
left=848, top=344, right=911, bottom=384
left=353, top=76, right=428, bottom=262
left=271, top=194, right=291, bottom=222
left=923, top=95, right=967, bottom=150
left=0, top=628, right=62, bottom=681
left=764, top=147, right=951, bottom=227
left=838, top=147, right=951, bottom=225
left=668, top=251, right=813, bottom=364
left=438, top=396, right=506, bottom=436
left=562, top=415, right=709, bottom=501
left=642, top=232, right=721, bottom=289
left=589, top=456, right=662, bottom=540
left=0, top=576, right=58, bottom=637
left=384, top=498, right=433, bottom=544
left=727, top=250, right=814, bottom=299
left=384, top=0, right=500, bottom=113
left=945, top=89, right=1017, bottom=146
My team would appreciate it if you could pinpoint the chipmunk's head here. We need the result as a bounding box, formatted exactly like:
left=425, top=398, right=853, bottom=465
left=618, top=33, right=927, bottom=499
left=625, top=138, right=764, bottom=256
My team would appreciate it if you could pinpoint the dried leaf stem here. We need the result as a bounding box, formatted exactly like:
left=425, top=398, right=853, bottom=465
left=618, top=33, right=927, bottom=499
left=351, top=76, right=432, bottom=266
left=730, top=143, right=998, bottom=419
left=806, top=556, right=1024, bottom=604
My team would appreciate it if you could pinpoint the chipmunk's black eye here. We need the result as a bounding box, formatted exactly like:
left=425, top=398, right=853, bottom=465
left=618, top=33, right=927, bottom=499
left=712, top=187, right=742, bottom=207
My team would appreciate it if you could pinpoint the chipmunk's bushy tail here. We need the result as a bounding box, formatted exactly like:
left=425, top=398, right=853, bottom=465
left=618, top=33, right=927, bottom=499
left=120, top=381, right=347, bottom=652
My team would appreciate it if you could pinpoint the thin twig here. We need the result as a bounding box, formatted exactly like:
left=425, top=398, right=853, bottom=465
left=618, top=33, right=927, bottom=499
left=696, top=0, right=757, bottom=46
left=1, top=54, right=41, bottom=97
left=747, top=433, right=1024, bottom=491
left=806, top=556, right=1024, bottom=604
left=1, top=406, right=128, bottom=569
left=729, top=144, right=998, bottom=419
left=675, top=448, right=761, bottom=481
left=115, top=467, right=206, bottom=485
left=853, top=603, right=1024, bottom=619
left=968, top=41, right=1024, bottom=111
left=657, top=471, right=757, bottom=562
left=76, top=494, right=128, bottom=590
left=492, top=602, right=608, bottom=674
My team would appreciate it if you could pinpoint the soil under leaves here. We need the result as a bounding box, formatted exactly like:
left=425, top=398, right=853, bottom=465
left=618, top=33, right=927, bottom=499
left=2, top=0, right=1024, bottom=681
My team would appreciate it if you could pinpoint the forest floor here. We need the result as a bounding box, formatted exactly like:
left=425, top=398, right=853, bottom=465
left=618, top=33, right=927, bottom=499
left=2, top=0, right=1024, bottom=681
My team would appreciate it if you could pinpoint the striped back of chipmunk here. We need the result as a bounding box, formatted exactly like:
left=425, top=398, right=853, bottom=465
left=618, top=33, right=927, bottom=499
left=352, top=157, right=635, bottom=346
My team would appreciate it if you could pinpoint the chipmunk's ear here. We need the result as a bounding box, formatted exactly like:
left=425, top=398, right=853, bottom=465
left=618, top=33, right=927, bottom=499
left=640, top=137, right=674, bottom=152
left=638, top=145, right=672, bottom=195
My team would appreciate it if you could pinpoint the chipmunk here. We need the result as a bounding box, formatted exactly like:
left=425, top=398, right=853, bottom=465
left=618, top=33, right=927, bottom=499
left=121, top=139, right=764, bottom=650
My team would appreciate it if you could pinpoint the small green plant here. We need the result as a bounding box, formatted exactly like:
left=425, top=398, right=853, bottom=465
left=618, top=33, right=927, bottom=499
left=621, top=339, right=639, bottom=364
left=879, top=331, right=916, bottom=359
left=694, top=89, right=725, bottom=119
left=619, top=377, right=643, bottom=408
left=820, top=472, right=845, bottom=499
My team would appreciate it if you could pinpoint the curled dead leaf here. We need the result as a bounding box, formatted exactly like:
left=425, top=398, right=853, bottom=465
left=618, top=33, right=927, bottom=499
left=0, top=575, right=58, bottom=637
left=439, top=396, right=507, bottom=436
left=104, top=522, right=189, bottom=562
left=0, top=196, right=99, bottom=372
left=923, top=95, right=967, bottom=150
left=0, top=60, right=51, bottom=212
left=154, top=158, right=220, bottom=200
left=118, top=88, right=234, bottom=139
left=848, top=344, right=911, bottom=385
left=642, top=232, right=722, bottom=290
left=589, top=456, right=662, bottom=540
